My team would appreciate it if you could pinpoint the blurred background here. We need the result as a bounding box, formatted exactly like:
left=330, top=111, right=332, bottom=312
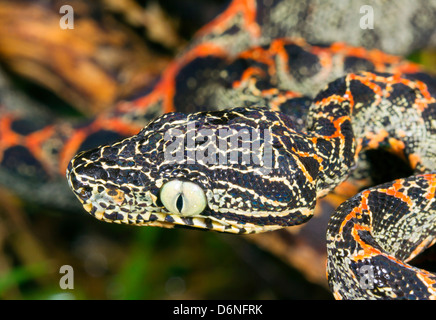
left=0, top=0, right=434, bottom=300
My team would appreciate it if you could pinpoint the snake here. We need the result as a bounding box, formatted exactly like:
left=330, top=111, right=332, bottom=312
left=3, top=0, right=436, bottom=299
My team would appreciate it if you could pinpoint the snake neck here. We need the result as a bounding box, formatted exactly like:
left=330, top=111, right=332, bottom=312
left=306, top=72, right=436, bottom=195
left=305, top=75, right=356, bottom=195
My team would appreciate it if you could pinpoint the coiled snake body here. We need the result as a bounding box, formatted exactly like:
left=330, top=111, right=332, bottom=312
left=5, top=0, right=436, bottom=299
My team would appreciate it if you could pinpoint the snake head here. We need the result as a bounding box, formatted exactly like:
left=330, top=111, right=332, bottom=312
left=66, top=107, right=320, bottom=234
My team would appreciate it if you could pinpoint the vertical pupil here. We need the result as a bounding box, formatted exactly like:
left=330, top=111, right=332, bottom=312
left=176, top=194, right=184, bottom=213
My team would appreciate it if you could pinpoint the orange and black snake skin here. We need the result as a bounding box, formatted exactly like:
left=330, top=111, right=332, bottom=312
left=3, top=0, right=436, bottom=299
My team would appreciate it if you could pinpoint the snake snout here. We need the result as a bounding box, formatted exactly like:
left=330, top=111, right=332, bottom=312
left=66, top=150, right=107, bottom=202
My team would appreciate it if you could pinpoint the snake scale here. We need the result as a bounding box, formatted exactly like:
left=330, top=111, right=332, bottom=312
left=3, top=0, right=436, bottom=299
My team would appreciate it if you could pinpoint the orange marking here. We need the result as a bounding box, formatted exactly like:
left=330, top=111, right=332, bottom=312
left=408, top=153, right=421, bottom=170
left=59, top=130, right=88, bottom=174
left=329, top=42, right=347, bottom=53
left=261, top=88, right=279, bottom=96
left=24, top=125, right=56, bottom=165
left=269, top=92, right=302, bottom=111
left=270, top=39, right=291, bottom=74
left=58, top=115, right=143, bottom=174
left=309, top=136, right=318, bottom=144
left=134, top=43, right=227, bottom=114
left=0, top=116, right=20, bottom=152
left=341, top=46, right=367, bottom=58
left=415, top=98, right=430, bottom=113
left=347, top=73, right=384, bottom=99
left=343, top=199, right=427, bottom=273
left=423, top=174, right=436, bottom=200
left=319, top=94, right=348, bottom=106
left=323, top=116, right=352, bottom=141
left=351, top=223, right=383, bottom=261
left=392, top=77, right=436, bottom=113
left=333, top=291, right=343, bottom=300
left=232, top=66, right=265, bottom=89
left=60, top=43, right=227, bottom=175
left=308, top=43, right=334, bottom=73
left=416, top=272, right=436, bottom=299
left=388, top=137, right=407, bottom=161
left=376, top=178, right=413, bottom=206
left=365, top=129, right=389, bottom=149
left=393, top=63, right=422, bottom=74
left=0, top=115, right=58, bottom=175
left=238, top=46, right=275, bottom=74
left=196, top=0, right=260, bottom=40
left=293, top=149, right=325, bottom=170
left=338, top=190, right=370, bottom=235
left=349, top=222, right=420, bottom=273
left=321, top=43, right=421, bottom=74
left=378, top=185, right=413, bottom=207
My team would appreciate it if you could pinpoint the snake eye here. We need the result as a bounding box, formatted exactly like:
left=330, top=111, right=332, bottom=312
left=159, top=180, right=207, bottom=216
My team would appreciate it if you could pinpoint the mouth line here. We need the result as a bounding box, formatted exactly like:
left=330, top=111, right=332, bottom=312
left=71, top=181, right=283, bottom=234
left=79, top=200, right=279, bottom=234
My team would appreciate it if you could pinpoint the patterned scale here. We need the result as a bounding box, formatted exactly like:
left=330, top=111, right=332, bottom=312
left=2, top=0, right=436, bottom=299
